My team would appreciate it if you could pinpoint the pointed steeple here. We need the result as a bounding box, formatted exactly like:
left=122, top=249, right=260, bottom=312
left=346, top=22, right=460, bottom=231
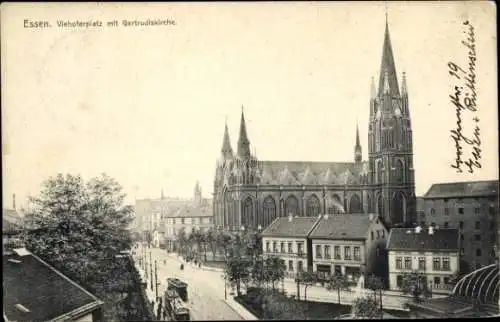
left=220, top=117, right=234, bottom=159
left=401, top=71, right=407, bottom=95
left=378, top=16, right=400, bottom=97
left=383, top=69, right=390, bottom=94
left=237, top=106, right=251, bottom=158
left=161, top=189, right=164, bottom=200
left=354, top=121, right=362, bottom=163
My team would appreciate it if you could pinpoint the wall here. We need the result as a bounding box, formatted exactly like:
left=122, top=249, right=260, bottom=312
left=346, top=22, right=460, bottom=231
left=388, top=250, right=460, bottom=292
left=421, top=196, right=498, bottom=271
left=364, top=218, right=389, bottom=279
left=262, top=236, right=308, bottom=275
left=311, top=239, right=365, bottom=278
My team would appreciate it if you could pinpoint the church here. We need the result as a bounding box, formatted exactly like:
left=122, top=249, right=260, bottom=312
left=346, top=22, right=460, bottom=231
left=213, top=19, right=416, bottom=232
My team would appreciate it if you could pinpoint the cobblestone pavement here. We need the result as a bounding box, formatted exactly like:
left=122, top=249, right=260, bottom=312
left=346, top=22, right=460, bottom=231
left=136, top=245, right=244, bottom=321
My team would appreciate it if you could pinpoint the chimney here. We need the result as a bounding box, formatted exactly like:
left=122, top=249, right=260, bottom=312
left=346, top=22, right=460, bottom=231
left=13, top=194, right=16, bottom=210
left=428, top=226, right=434, bottom=235
left=415, top=226, right=422, bottom=233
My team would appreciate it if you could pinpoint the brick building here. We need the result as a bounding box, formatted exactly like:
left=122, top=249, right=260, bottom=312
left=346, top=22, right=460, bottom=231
left=418, top=180, right=499, bottom=272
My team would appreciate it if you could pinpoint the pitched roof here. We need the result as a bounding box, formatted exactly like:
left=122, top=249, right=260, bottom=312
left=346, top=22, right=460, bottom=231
left=258, top=160, right=366, bottom=185
left=309, top=213, right=379, bottom=240
left=169, top=204, right=213, bottom=218
left=3, top=249, right=102, bottom=321
left=423, top=180, right=498, bottom=199
left=387, top=228, right=459, bottom=251
left=261, top=216, right=321, bottom=238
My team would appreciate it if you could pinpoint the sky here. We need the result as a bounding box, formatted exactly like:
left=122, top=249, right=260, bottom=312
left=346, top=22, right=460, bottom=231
left=1, top=2, right=498, bottom=210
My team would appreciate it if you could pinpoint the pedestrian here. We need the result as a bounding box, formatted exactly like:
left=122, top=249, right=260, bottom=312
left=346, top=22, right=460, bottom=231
left=162, top=308, right=167, bottom=321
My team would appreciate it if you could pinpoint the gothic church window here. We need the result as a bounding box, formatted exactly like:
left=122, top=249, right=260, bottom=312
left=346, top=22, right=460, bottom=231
left=377, top=194, right=384, bottom=217
left=392, top=192, right=406, bottom=225
left=349, top=194, right=363, bottom=213
left=395, top=159, right=404, bottom=182
left=263, top=196, right=276, bottom=227
left=306, top=195, right=321, bottom=217
left=328, top=194, right=344, bottom=214
left=285, top=195, right=300, bottom=216
left=242, top=197, right=254, bottom=229
left=377, top=161, right=383, bottom=183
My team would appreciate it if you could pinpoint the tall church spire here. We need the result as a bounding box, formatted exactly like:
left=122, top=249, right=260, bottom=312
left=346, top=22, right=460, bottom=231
left=237, top=106, right=251, bottom=158
left=377, top=14, right=400, bottom=97
left=220, top=117, right=234, bottom=159
left=161, top=189, right=164, bottom=200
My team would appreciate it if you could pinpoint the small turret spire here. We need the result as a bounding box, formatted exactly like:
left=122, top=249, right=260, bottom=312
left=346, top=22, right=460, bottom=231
left=237, top=106, right=251, bottom=158
left=220, top=117, right=234, bottom=159
left=401, top=71, right=407, bottom=95
left=354, top=121, right=362, bottom=163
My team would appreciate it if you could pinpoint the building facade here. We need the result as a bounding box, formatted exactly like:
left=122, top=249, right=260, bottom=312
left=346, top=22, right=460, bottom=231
left=135, top=181, right=213, bottom=241
left=309, top=213, right=389, bottom=283
left=419, top=180, right=498, bottom=272
left=387, top=227, right=460, bottom=294
left=261, top=216, right=321, bottom=277
left=213, top=19, right=416, bottom=232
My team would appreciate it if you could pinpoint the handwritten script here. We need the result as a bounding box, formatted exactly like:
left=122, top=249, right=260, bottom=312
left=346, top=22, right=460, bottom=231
left=448, top=20, right=481, bottom=174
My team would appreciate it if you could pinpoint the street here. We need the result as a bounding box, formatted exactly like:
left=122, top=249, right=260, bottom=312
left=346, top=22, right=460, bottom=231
left=136, top=245, right=244, bottom=321
left=134, top=244, right=419, bottom=320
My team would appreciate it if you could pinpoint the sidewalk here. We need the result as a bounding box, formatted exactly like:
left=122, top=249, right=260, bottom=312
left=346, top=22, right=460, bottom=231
left=134, top=258, right=161, bottom=317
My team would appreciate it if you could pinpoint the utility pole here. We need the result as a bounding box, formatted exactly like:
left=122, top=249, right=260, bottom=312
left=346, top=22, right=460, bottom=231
left=150, top=251, right=153, bottom=291
left=155, top=260, right=159, bottom=299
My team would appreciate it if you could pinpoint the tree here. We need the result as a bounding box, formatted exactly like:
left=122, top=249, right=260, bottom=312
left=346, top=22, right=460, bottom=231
left=204, top=228, right=216, bottom=260
left=295, top=270, right=317, bottom=301
left=177, top=228, right=188, bottom=256
left=352, top=296, right=383, bottom=319
left=326, top=273, right=351, bottom=304
left=23, top=174, right=134, bottom=319
left=365, top=274, right=384, bottom=310
left=192, top=228, right=204, bottom=260
left=264, top=255, right=286, bottom=290
left=260, top=289, right=307, bottom=320
left=224, top=254, right=252, bottom=296
left=400, top=271, right=430, bottom=303
left=217, top=230, right=234, bottom=258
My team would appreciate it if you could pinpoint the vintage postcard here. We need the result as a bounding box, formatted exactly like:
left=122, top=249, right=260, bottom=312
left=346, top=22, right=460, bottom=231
left=2, top=1, right=498, bottom=321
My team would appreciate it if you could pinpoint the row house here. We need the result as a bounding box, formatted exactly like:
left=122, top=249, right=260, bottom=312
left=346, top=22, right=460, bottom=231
left=261, top=213, right=388, bottom=282
left=309, top=213, right=389, bottom=283
left=387, top=226, right=460, bottom=294
left=261, top=216, right=321, bottom=277
left=154, top=202, right=214, bottom=250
